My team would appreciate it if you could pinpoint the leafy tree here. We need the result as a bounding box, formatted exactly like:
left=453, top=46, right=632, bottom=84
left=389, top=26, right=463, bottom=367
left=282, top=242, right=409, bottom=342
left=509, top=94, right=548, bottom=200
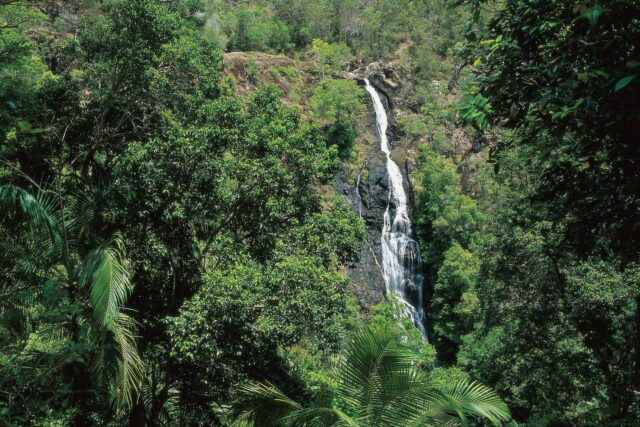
left=414, top=145, right=482, bottom=278
left=310, top=39, right=352, bottom=78
left=459, top=147, right=640, bottom=425
left=431, top=243, right=479, bottom=363
left=272, top=0, right=335, bottom=47
left=227, top=6, right=292, bottom=52
left=1, top=1, right=347, bottom=424
left=367, top=297, right=437, bottom=370
left=275, top=198, right=366, bottom=268
left=232, top=326, right=511, bottom=426
left=310, top=79, right=364, bottom=157
left=463, top=0, right=640, bottom=258
left=0, top=3, right=49, bottom=141
left=455, top=1, right=640, bottom=424
left=167, top=201, right=363, bottom=424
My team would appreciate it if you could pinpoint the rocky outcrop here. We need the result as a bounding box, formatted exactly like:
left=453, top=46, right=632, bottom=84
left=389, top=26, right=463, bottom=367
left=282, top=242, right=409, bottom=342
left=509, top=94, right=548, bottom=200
left=336, top=143, right=389, bottom=306
left=343, top=61, right=404, bottom=104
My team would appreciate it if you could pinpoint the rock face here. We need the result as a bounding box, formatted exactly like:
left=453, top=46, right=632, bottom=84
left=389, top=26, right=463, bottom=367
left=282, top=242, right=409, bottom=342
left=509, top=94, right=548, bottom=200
left=335, top=128, right=388, bottom=306
left=336, top=64, right=424, bottom=309
left=335, top=79, right=404, bottom=307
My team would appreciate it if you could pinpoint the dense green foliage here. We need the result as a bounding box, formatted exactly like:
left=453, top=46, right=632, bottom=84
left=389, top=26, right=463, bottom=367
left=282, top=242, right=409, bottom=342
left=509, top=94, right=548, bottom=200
left=3, top=0, right=639, bottom=425
left=457, top=1, right=640, bottom=424
left=166, top=201, right=364, bottom=423
left=414, top=147, right=482, bottom=363
left=310, top=79, right=364, bottom=158
left=0, top=185, right=143, bottom=424
left=202, top=0, right=467, bottom=61
left=310, top=39, right=352, bottom=78
left=464, top=0, right=640, bottom=256
left=0, top=1, right=365, bottom=425
left=232, top=326, right=510, bottom=426
left=410, top=1, right=640, bottom=425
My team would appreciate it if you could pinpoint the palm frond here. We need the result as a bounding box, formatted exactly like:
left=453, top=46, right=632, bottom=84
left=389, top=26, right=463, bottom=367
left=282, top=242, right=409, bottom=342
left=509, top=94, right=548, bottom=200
left=0, top=184, right=62, bottom=250
left=337, top=326, right=414, bottom=409
left=93, top=312, right=144, bottom=411
left=283, top=406, right=368, bottom=427
left=369, top=366, right=427, bottom=425
left=81, top=235, right=143, bottom=410
left=143, top=383, right=181, bottom=427
left=232, top=382, right=303, bottom=427
left=406, top=379, right=511, bottom=427
left=80, top=234, right=133, bottom=327
left=282, top=406, right=361, bottom=427
left=66, top=187, right=100, bottom=247
left=438, top=380, right=511, bottom=426
left=231, top=327, right=510, bottom=427
left=141, top=355, right=181, bottom=427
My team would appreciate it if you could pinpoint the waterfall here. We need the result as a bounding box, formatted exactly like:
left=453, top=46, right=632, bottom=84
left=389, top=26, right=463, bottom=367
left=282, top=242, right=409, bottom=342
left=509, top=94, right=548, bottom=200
left=363, top=78, right=427, bottom=338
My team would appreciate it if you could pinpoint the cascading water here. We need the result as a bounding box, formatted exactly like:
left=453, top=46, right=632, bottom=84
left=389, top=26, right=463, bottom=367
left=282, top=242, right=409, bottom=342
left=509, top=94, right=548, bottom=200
left=363, top=78, right=427, bottom=338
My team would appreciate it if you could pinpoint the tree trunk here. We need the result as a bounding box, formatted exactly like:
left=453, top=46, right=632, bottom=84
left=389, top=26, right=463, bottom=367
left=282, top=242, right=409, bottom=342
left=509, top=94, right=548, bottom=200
left=129, top=396, right=148, bottom=427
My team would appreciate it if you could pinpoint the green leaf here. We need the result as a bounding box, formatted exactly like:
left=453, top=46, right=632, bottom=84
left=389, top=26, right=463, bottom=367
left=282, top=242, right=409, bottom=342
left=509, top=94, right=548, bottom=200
left=16, top=119, right=44, bottom=134
left=583, top=5, right=605, bottom=26
left=615, top=75, right=636, bottom=91
left=16, top=120, right=31, bottom=131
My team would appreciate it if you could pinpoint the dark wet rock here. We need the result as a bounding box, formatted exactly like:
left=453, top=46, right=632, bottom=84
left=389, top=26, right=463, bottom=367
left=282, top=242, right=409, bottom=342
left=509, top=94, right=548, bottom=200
left=348, top=147, right=389, bottom=304
left=335, top=131, right=388, bottom=305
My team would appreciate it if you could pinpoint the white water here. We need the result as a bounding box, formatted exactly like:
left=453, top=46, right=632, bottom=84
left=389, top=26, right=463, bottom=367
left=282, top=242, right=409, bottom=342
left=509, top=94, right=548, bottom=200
left=364, top=78, right=427, bottom=338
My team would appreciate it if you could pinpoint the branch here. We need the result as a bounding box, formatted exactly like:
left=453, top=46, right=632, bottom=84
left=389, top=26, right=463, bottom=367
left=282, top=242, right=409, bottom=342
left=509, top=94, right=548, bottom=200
left=0, top=157, right=58, bottom=195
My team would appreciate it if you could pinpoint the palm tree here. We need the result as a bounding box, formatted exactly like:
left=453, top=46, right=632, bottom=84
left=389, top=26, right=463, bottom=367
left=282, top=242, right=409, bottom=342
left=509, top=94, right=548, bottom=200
left=0, top=184, right=143, bottom=414
left=232, top=326, right=511, bottom=426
